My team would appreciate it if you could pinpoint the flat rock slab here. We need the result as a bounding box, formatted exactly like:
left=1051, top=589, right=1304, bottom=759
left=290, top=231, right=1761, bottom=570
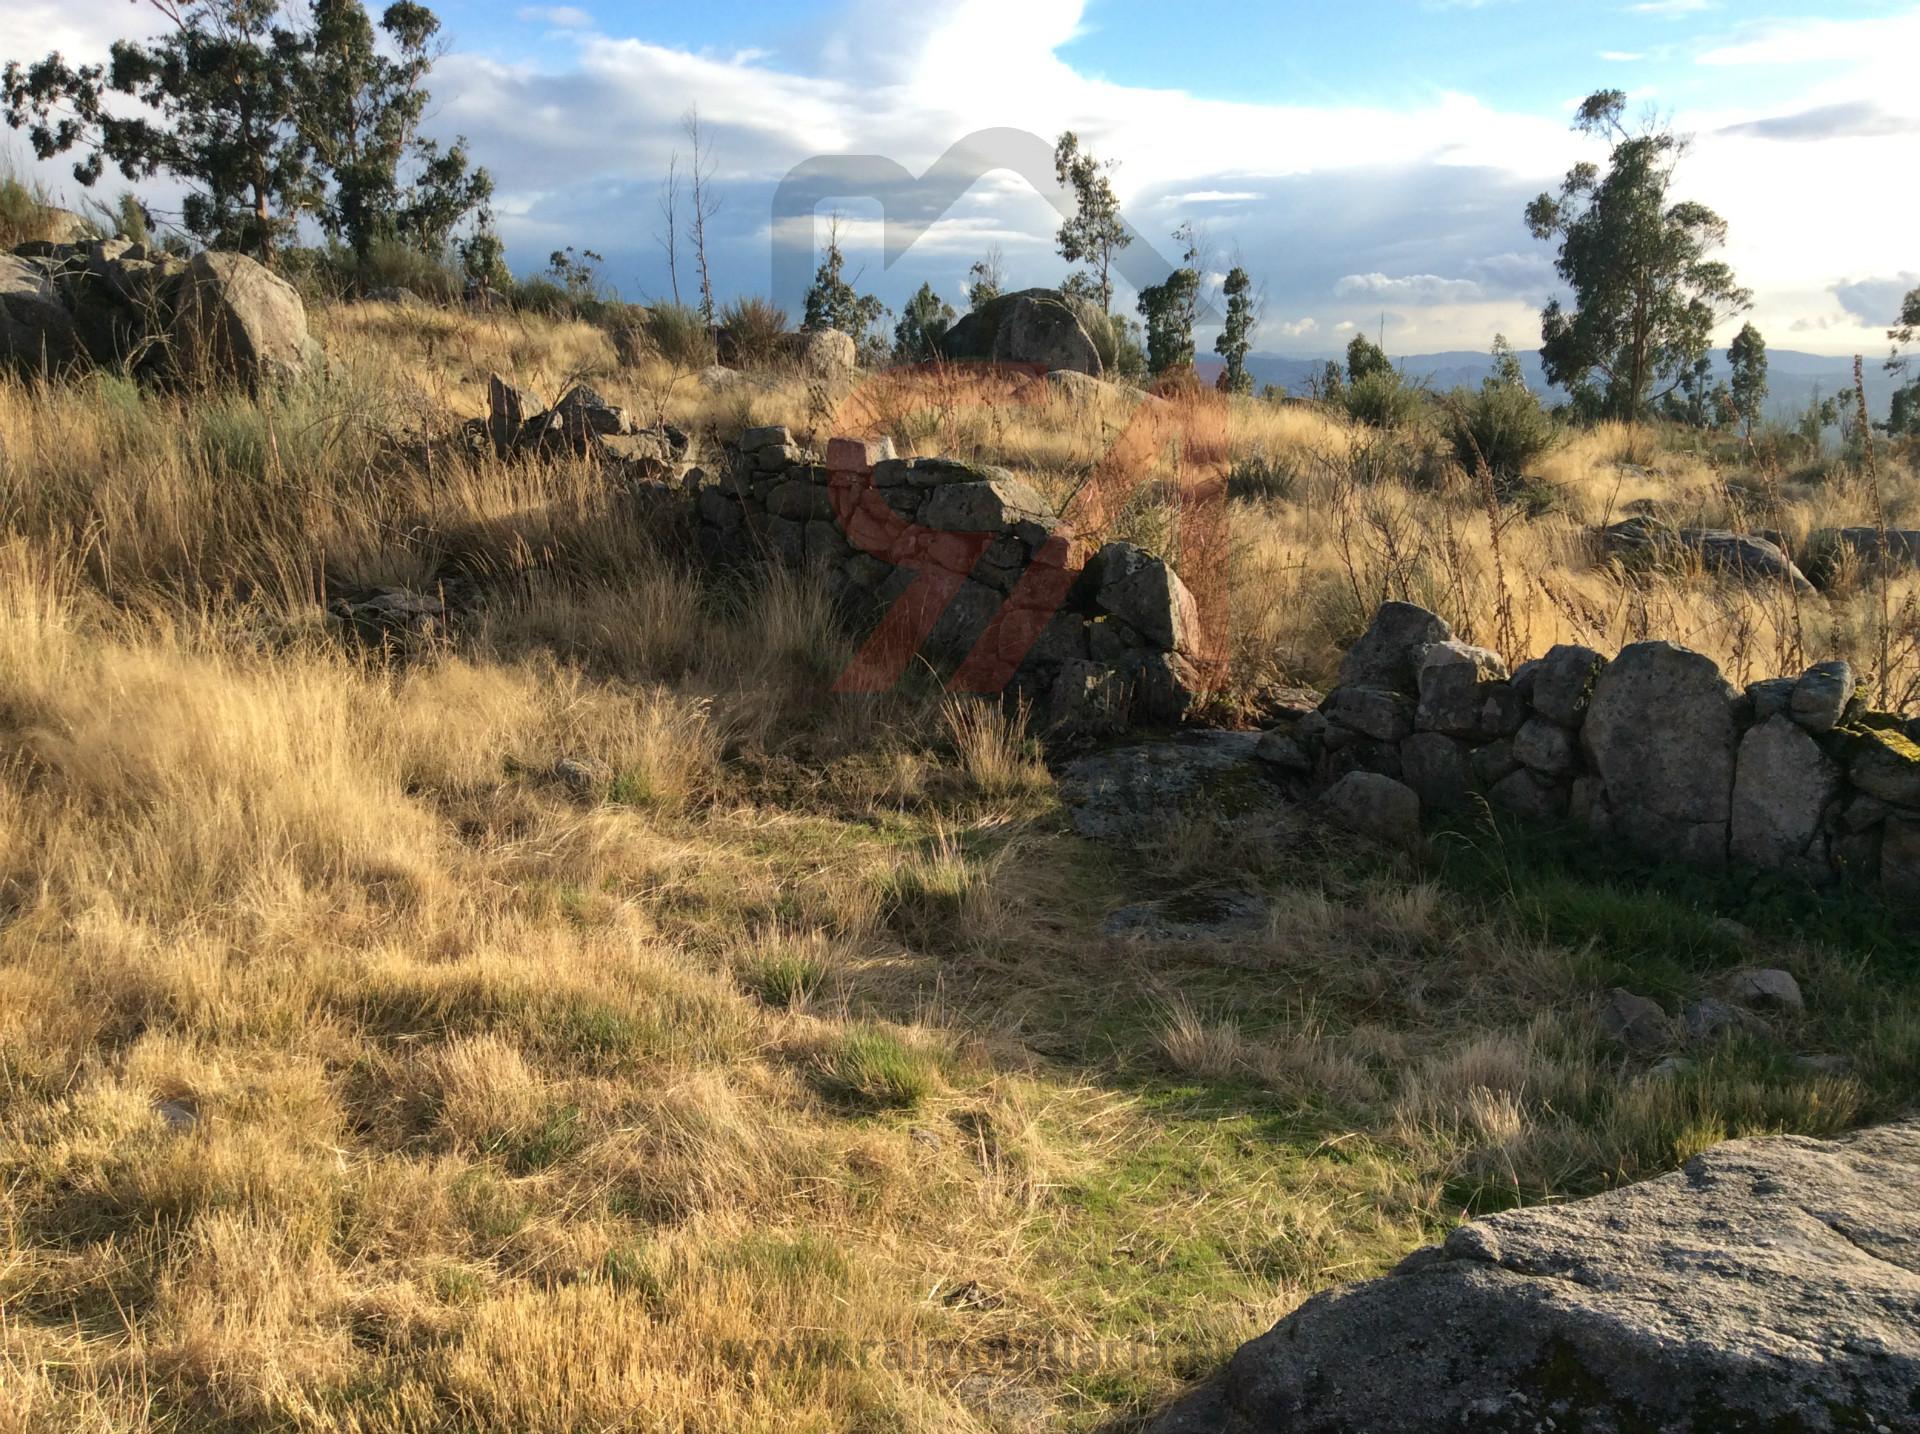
left=1102, top=889, right=1268, bottom=941
left=1058, top=732, right=1279, bottom=841
left=1153, top=1120, right=1920, bottom=1433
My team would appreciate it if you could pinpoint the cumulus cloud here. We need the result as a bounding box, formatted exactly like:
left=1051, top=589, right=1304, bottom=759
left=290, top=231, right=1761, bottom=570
left=7, top=0, right=1917, bottom=356
left=1335, top=272, right=1484, bottom=304
left=1719, top=102, right=1920, bottom=143
left=1832, top=274, right=1920, bottom=327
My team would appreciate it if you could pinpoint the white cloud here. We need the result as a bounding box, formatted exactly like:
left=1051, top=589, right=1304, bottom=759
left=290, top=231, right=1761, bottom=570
left=1335, top=272, right=1483, bottom=304
left=7, top=0, right=1917, bottom=356
left=1599, top=50, right=1646, bottom=61
left=1631, top=0, right=1712, bottom=16
left=517, top=5, right=593, bottom=28
left=1168, top=191, right=1264, bottom=205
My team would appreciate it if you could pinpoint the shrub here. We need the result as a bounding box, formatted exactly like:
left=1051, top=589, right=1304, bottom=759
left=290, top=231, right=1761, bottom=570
left=355, top=239, right=465, bottom=302
left=717, top=296, right=791, bottom=369
left=1445, top=381, right=1560, bottom=488
left=1343, top=368, right=1425, bottom=429
left=509, top=275, right=573, bottom=316
left=638, top=303, right=717, bottom=369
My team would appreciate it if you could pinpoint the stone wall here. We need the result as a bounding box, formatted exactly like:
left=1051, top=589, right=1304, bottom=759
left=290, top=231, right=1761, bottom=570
left=692, top=426, right=1204, bottom=725
left=1264, top=600, right=1920, bottom=901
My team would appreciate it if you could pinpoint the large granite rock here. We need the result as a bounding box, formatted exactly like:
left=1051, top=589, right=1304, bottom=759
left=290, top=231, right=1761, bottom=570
left=1153, top=1120, right=1920, bottom=1434
left=169, top=250, right=315, bottom=387
left=0, top=253, right=82, bottom=371
left=1581, top=640, right=1738, bottom=866
left=938, top=288, right=1102, bottom=376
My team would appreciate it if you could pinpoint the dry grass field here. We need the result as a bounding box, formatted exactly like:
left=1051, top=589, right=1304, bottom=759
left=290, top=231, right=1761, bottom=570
left=3, top=302, right=1918, bottom=1431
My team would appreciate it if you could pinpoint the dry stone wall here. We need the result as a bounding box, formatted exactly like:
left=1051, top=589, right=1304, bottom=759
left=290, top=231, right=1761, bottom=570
left=693, top=427, right=1204, bottom=724
left=1266, top=600, right=1920, bottom=902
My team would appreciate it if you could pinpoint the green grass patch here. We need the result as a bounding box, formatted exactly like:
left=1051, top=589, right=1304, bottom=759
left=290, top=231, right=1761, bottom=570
left=808, top=1024, right=941, bottom=1111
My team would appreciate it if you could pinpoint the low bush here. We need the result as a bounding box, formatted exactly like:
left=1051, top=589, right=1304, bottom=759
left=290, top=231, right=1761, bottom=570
left=718, top=296, right=792, bottom=369
left=1446, top=381, right=1560, bottom=488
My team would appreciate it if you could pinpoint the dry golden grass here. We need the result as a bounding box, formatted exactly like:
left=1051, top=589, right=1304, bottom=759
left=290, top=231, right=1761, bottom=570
left=2, top=302, right=1917, bottom=1432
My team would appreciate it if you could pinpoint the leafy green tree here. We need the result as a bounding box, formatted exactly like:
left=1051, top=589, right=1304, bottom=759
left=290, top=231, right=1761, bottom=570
left=1053, top=131, right=1130, bottom=314
left=1884, top=284, right=1920, bottom=436
left=1489, top=333, right=1526, bottom=389
left=1345, top=333, right=1391, bottom=384
left=1727, top=321, right=1768, bottom=439
left=456, top=205, right=510, bottom=299
left=802, top=216, right=885, bottom=344
left=297, top=1, right=488, bottom=257
left=5, top=0, right=311, bottom=261
left=893, top=281, right=955, bottom=363
left=1525, top=90, right=1750, bottom=420
left=1214, top=266, right=1256, bottom=394
left=1136, top=223, right=1199, bottom=376
left=966, top=248, right=1004, bottom=312
left=3, top=0, right=486, bottom=266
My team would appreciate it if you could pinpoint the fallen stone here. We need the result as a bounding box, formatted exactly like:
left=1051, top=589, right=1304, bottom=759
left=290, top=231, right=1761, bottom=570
left=1321, top=771, right=1421, bottom=849
left=169, top=249, right=314, bottom=388
left=1152, top=1120, right=1920, bottom=1434
left=1103, top=889, right=1266, bottom=942
left=1058, top=731, right=1276, bottom=840
left=1599, top=987, right=1673, bottom=1049
left=1729, top=967, right=1805, bottom=1013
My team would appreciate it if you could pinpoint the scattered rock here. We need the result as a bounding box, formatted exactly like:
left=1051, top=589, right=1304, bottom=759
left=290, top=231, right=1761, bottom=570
left=1683, top=996, right=1756, bottom=1043
left=1729, top=967, right=1805, bottom=1013
left=1152, top=1120, right=1920, bottom=1434
left=1058, top=732, right=1275, bottom=841
left=1599, top=988, right=1673, bottom=1050
left=153, top=1097, right=199, bottom=1132
left=1321, top=771, right=1421, bottom=850
left=940, top=287, right=1102, bottom=376
left=1103, top=889, right=1267, bottom=942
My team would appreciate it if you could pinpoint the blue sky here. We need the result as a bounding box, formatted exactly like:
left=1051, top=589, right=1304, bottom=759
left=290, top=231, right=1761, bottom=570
left=7, top=0, right=1918, bottom=356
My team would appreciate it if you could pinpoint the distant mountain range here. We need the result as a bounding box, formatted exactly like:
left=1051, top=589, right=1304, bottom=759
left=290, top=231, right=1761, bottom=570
left=1227, top=349, right=1904, bottom=424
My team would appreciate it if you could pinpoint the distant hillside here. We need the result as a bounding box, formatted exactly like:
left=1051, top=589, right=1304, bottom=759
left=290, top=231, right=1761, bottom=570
left=1234, top=348, right=1902, bottom=424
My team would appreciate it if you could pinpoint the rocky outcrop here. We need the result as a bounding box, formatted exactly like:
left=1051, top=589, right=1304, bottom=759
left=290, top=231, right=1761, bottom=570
left=938, top=288, right=1102, bottom=376
left=2, top=237, right=315, bottom=387
left=472, top=376, right=690, bottom=477
left=1153, top=1120, right=1920, bottom=1434
left=1602, top=515, right=1814, bottom=593
left=694, top=428, right=1204, bottom=728
left=786, top=326, right=858, bottom=381
left=1253, top=601, right=1920, bottom=902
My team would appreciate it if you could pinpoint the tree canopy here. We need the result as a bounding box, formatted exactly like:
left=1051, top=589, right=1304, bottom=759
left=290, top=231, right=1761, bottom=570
left=3, top=0, right=489, bottom=265
left=1525, top=89, right=1750, bottom=420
